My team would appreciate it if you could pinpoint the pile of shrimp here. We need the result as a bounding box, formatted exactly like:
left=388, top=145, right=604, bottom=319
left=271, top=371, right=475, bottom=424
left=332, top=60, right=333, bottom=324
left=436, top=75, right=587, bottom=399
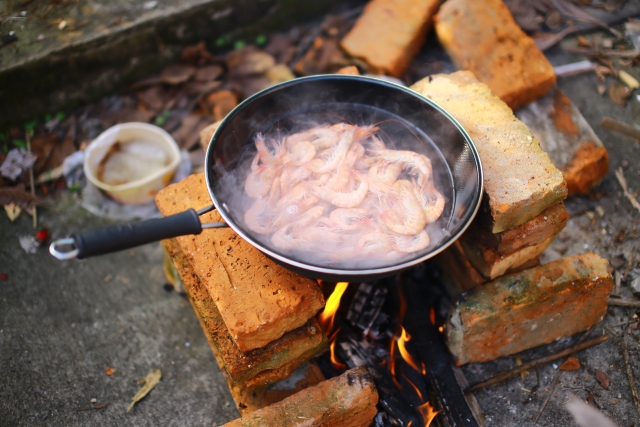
left=242, top=123, right=445, bottom=264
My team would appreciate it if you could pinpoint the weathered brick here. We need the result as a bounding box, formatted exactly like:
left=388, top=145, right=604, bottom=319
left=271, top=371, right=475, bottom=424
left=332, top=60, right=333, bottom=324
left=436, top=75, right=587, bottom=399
left=156, top=174, right=325, bottom=352
left=460, top=236, right=552, bottom=280
left=199, top=120, right=222, bottom=151
left=445, top=253, right=614, bottom=365
left=464, top=202, right=569, bottom=256
left=434, top=0, right=556, bottom=110
left=516, top=87, right=609, bottom=195
left=222, top=367, right=379, bottom=427
left=411, top=71, right=568, bottom=233
left=162, top=238, right=327, bottom=387
left=341, top=0, right=441, bottom=77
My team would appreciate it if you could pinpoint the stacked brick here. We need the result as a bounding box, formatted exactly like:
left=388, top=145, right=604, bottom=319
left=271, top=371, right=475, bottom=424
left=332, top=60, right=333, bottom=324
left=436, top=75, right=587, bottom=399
left=412, top=72, right=614, bottom=365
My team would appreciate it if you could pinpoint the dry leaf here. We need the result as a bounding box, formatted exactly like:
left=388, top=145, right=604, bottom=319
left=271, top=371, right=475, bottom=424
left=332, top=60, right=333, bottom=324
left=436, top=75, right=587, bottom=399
left=160, top=64, right=196, bottom=85
left=609, top=83, right=632, bottom=106
left=127, top=369, right=161, bottom=413
left=194, top=64, right=223, bottom=82
left=136, top=86, right=168, bottom=113
left=0, top=148, right=37, bottom=181
left=560, top=357, right=581, bottom=371
left=595, top=369, right=610, bottom=389
left=618, top=70, right=640, bottom=90
left=203, top=90, right=238, bottom=122
left=226, top=47, right=276, bottom=76
left=199, top=120, right=222, bottom=151
left=4, top=203, right=21, bottom=221
left=566, top=397, right=619, bottom=427
left=0, top=187, right=43, bottom=208
left=105, top=367, right=115, bottom=376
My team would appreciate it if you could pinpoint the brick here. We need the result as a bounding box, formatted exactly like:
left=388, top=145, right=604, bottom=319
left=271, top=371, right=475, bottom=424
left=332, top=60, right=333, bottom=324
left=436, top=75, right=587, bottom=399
left=156, top=174, right=325, bottom=352
left=411, top=71, right=568, bottom=233
left=222, top=367, right=379, bottom=427
left=434, top=0, right=556, bottom=110
left=341, top=0, right=441, bottom=77
left=199, top=120, right=222, bottom=151
left=163, top=238, right=327, bottom=387
left=516, top=87, right=609, bottom=195
left=445, top=253, right=614, bottom=365
left=460, top=236, right=551, bottom=280
left=464, top=202, right=569, bottom=256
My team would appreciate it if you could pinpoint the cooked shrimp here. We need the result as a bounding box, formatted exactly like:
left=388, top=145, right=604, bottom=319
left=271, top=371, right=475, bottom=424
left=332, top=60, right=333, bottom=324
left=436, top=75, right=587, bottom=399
left=329, top=208, right=370, bottom=231
left=369, top=143, right=432, bottom=184
left=380, top=180, right=427, bottom=235
left=390, top=230, right=431, bottom=253
left=307, top=129, right=355, bottom=174
left=286, top=140, right=316, bottom=164
left=311, top=172, right=369, bottom=208
left=279, top=164, right=312, bottom=194
left=326, top=142, right=364, bottom=191
left=286, top=126, right=340, bottom=150
left=271, top=224, right=314, bottom=252
left=412, top=182, right=445, bottom=224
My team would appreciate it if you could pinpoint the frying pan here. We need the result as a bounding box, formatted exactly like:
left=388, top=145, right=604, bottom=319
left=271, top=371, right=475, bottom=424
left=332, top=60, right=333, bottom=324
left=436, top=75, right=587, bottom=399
left=50, top=75, right=483, bottom=282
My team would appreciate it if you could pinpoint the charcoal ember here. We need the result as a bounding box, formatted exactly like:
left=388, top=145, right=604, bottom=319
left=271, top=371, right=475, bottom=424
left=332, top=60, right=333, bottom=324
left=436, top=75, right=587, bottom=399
left=347, top=282, right=388, bottom=333
left=373, top=411, right=395, bottom=426
left=336, top=326, right=421, bottom=427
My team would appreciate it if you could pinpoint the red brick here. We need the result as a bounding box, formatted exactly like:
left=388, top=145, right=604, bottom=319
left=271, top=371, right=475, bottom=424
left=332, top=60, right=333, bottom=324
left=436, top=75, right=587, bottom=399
left=222, top=367, right=379, bottom=427
left=341, top=0, right=441, bottom=77
left=464, top=202, right=569, bottom=256
left=435, top=0, right=556, bottom=110
left=162, top=238, right=327, bottom=388
left=412, top=71, right=568, bottom=233
left=156, top=174, right=325, bottom=352
left=445, top=253, right=614, bottom=365
left=199, top=120, right=222, bottom=151
left=516, top=87, right=609, bottom=195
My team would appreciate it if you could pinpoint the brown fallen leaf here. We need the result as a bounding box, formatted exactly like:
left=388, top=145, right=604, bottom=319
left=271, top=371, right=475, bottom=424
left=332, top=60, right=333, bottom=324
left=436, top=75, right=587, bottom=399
left=105, top=366, right=115, bottom=376
left=194, top=64, right=224, bottom=82
left=0, top=187, right=43, bottom=208
left=226, top=47, right=276, bottom=76
left=595, top=369, right=610, bottom=389
left=160, top=64, right=196, bottom=85
left=609, top=82, right=632, bottom=106
left=136, top=86, right=169, bottom=113
left=560, top=356, right=581, bottom=371
left=203, top=90, right=238, bottom=122
left=127, top=369, right=161, bottom=413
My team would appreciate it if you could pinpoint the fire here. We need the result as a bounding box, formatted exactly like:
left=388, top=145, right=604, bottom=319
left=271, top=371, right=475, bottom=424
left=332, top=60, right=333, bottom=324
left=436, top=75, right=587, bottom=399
left=418, top=402, right=441, bottom=427
left=397, top=326, right=421, bottom=372
left=402, top=374, right=423, bottom=401
left=318, top=282, right=348, bottom=333
left=329, top=329, right=345, bottom=369
left=429, top=307, right=436, bottom=326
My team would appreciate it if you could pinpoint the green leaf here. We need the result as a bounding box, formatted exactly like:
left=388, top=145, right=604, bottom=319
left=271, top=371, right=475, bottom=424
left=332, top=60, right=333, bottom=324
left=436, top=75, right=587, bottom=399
left=13, top=139, right=27, bottom=149
left=154, top=110, right=171, bottom=126
left=24, top=120, right=37, bottom=132
left=255, top=34, right=267, bottom=46
left=68, top=182, right=82, bottom=193
left=56, top=112, right=66, bottom=121
left=215, top=36, right=229, bottom=47
left=234, top=40, right=246, bottom=50
left=44, top=114, right=52, bottom=122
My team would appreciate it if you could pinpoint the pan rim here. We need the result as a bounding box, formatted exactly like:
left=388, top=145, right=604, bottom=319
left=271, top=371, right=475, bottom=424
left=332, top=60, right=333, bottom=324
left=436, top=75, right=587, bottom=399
left=204, top=74, right=483, bottom=278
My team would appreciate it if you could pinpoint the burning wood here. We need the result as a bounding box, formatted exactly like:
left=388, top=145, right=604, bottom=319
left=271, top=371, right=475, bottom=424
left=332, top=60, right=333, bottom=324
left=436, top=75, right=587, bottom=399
left=346, top=282, right=388, bottom=337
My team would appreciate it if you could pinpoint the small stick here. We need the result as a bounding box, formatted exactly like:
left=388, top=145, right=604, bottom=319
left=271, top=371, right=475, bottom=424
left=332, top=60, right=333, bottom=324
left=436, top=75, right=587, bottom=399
left=464, top=335, right=608, bottom=393
left=25, top=129, right=37, bottom=229
left=615, top=167, right=640, bottom=215
left=622, top=339, right=640, bottom=418
left=533, top=370, right=562, bottom=424
left=623, top=246, right=638, bottom=279
left=609, top=299, right=640, bottom=308
left=601, top=117, right=640, bottom=140
left=615, top=271, right=622, bottom=295
left=565, top=46, right=640, bottom=57
left=554, top=61, right=596, bottom=77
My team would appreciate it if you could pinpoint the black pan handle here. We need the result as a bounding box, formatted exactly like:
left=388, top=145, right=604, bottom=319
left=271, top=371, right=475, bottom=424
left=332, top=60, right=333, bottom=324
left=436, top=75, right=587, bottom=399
left=50, top=209, right=204, bottom=260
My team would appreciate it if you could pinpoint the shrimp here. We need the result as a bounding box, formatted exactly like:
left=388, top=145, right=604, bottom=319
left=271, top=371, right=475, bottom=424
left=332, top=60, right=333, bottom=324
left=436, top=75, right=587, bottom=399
left=412, top=181, right=446, bottom=224
left=307, top=129, right=355, bottom=174
left=270, top=206, right=326, bottom=251
left=244, top=134, right=286, bottom=198
left=379, top=180, right=427, bottom=235
left=355, top=232, right=404, bottom=260
left=329, top=208, right=370, bottom=231
left=367, top=162, right=402, bottom=193
left=311, top=172, right=369, bottom=208
left=244, top=177, right=281, bottom=233
left=390, top=230, right=431, bottom=253
left=271, top=181, right=320, bottom=230
left=286, top=126, right=340, bottom=150
left=279, top=164, right=313, bottom=195
left=369, top=143, right=433, bottom=184
left=326, top=142, right=364, bottom=191
left=286, top=140, right=316, bottom=164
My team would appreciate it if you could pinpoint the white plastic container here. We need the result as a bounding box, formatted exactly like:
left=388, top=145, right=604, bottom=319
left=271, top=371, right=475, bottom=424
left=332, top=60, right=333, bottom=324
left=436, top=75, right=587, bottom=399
left=84, top=122, right=181, bottom=204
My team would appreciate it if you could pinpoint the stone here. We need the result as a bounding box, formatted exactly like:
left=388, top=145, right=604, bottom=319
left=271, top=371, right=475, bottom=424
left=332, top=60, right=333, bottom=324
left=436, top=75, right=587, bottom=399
left=162, top=238, right=327, bottom=388
left=411, top=71, right=568, bottom=233
left=445, top=253, right=614, bottom=365
left=221, top=367, right=379, bottom=427
left=516, top=87, right=609, bottom=195
left=630, top=276, right=640, bottom=297
left=434, top=0, right=556, bottom=110
left=156, top=174, right=325, bottom=352
left=464, top=202, right=569, bottom=256
left=341, top=0, right=441, bottom=77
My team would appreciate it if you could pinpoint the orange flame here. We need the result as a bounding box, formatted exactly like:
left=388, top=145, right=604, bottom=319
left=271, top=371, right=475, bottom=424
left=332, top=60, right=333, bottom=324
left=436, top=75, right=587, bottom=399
left=402, top=374, right=423, bottom=401
left=429, top=307, right=436, bottom=326
left=397, top=326, right=421, bottom=372
left=421, top=361, right=427, bottom=376
left=318, top=282, right=348, bottom=333
left=329, top=328, right=345, bottom=369
left=418, top=402, right=441, bottom=427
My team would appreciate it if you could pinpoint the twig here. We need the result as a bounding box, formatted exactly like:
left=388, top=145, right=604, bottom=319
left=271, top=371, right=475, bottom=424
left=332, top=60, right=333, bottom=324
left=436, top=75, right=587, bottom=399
left=25, top=129, right=37, bottom=229
left=609, top=298, right=640, bottom=308
left=554, top=61, right=596, bottom=77
left=615, top=271, right=622, bottom=295
left=622, top=338, right=640, bottom=418
left=464, top=335, right=609, bottom=393
left=533, top=370, right=562, bottom=424
left=623, top=246, right=638, bottom=279
left=564, top=46, right=640, bottom=57
left=615, top=167, right=640, bottom=215
left=76, top=403, right=108, bottom=411
left=601, top=117, right=640, bottom=141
